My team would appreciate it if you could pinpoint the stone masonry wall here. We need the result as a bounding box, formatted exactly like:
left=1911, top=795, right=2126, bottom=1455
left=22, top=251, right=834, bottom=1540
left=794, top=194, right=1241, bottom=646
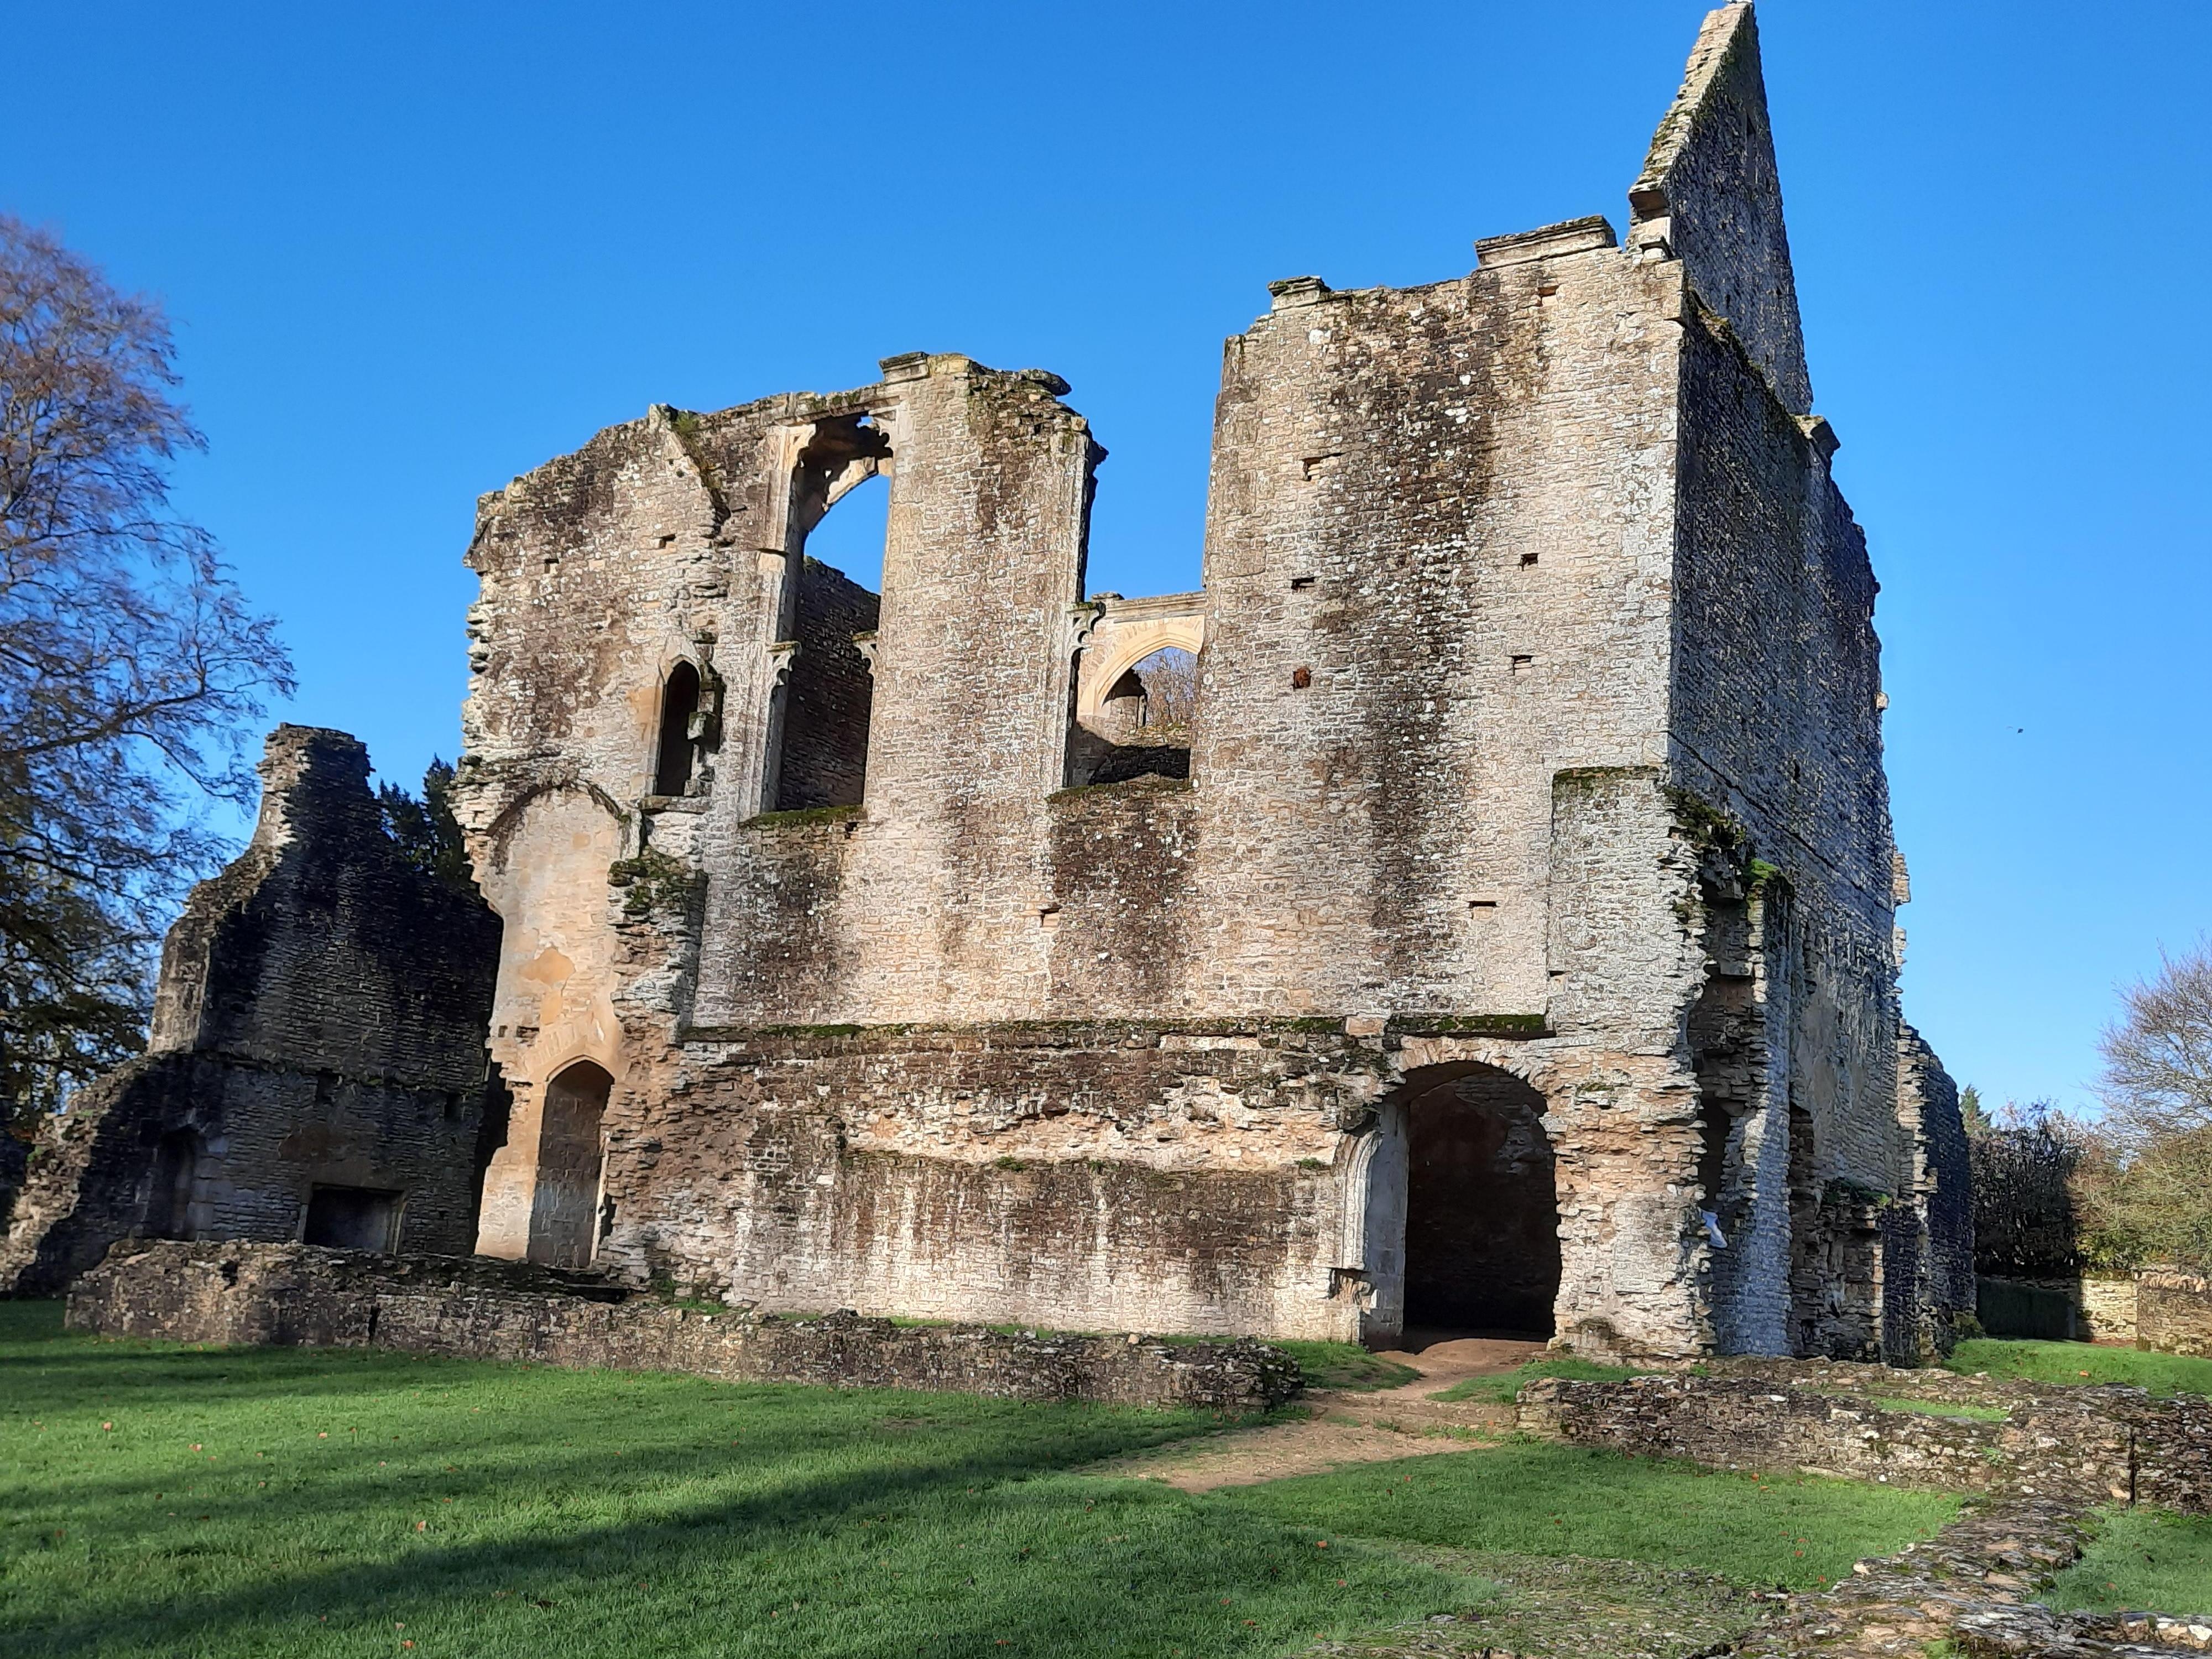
left=67, top=1241, right=1299, bottom=1412
left=1897, top=1022, right=1976, bottom=1351
left=436, top=4, right=1934, bottom=1363
left=1520, top=1367, right=2212, bottom=1515
left=0, top=729, right=502, bottom=1293
left=2140, top=1269, right=2212, bottom=1357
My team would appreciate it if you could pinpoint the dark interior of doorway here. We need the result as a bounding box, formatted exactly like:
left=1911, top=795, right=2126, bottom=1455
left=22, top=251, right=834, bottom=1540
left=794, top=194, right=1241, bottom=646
left=1401, top=1063, right=1560, bottom=1336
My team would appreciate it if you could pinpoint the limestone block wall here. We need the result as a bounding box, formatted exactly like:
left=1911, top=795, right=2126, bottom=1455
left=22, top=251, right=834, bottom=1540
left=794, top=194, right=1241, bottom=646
left=2137, top=1269, right=2212, bottom=1356
left=1, top=728, right=502, bottom=1293
left=438, top=2, right=1938, bottom=1363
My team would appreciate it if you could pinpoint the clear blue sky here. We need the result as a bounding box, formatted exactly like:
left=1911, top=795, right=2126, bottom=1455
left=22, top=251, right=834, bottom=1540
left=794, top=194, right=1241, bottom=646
left=8, top=2, right=2207, bottom=1114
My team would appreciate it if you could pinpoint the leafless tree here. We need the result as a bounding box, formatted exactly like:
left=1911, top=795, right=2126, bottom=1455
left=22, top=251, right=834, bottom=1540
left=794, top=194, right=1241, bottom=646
left=1136, top=647, right=1197, bottom=731
left=2098, top=944, right=2212, bottom=1145
left=0, top=215, right=292, bottom=1129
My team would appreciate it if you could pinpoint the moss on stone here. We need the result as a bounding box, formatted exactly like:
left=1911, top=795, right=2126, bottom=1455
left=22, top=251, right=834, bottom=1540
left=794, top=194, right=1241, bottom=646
left=743, top=804, right=865, bottom=830
left=607, top=848, right=700, bottom=917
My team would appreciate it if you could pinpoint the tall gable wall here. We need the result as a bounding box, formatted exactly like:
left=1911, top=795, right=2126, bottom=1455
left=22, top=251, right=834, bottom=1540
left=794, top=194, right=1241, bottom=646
left=1, top=728, right=502, bottom=1293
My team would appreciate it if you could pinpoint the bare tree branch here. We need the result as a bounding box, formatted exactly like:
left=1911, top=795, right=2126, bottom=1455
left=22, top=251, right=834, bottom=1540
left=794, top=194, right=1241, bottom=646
left=0, top=214, right=294, bottom=1130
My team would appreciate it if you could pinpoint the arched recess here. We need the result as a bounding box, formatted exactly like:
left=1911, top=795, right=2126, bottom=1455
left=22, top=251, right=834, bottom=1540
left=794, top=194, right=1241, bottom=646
left=770, top=415, right=887, bottom=811
left=527, top=1060, right=612, bottom=1267
left=1076, top=618, right=1207, bottom=723
left=1392, top=1062, right=1560, bottom=1335
left=146, top=1129, right=201, bottom=1240
left=1069, top=645, right=1199, bottom=786
left=653, top=660, right=701, bottom=797
left=471, top=785, right=625, bottom=1260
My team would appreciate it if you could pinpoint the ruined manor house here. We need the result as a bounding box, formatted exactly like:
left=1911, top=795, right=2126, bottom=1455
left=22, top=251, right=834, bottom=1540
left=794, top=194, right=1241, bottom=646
left=3, top=4, right=1973, bottom=1363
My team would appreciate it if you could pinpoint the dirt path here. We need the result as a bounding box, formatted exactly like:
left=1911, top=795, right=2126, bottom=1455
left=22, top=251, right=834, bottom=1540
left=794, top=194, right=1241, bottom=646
left=1096, top=1331, right=1547, bottom=1492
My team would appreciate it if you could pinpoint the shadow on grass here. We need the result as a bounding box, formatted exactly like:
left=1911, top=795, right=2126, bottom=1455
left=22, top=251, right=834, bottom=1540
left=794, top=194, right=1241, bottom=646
left=2, top=1306, right=1464, bottom=1658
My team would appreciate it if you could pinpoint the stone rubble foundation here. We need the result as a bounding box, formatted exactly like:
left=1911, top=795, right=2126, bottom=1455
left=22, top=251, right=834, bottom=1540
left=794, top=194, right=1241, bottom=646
left=64, top=1240, right=1300, bottom=1412
left=1516, top=1363, right=2212, bottom=1654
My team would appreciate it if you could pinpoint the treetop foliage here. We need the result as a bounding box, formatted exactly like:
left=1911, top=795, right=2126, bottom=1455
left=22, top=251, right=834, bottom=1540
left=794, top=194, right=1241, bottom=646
left=1966, top=946, right=2212, bottom=1277
left=375, top=758, right=475, bottom=894
left=0, top=214, right=292, bottom=1132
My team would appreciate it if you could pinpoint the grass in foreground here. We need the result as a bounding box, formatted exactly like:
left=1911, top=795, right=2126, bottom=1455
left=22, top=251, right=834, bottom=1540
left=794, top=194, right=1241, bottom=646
left=1270, top=1341, right=1421, bottom=1393
left=2051, top=1507, right=2212, bottom=1615
left=1946, top=1338, right=2212, bottom=1397
left=1427, top=1357, right=1661, bottom=1404
left=1222, top=1443, right=1954, bottom=1585
left=0, top=1302, right=1954, bottom=1657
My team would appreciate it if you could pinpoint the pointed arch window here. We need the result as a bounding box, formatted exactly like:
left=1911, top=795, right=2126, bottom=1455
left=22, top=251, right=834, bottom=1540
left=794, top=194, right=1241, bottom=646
left=654, top=661, right=701, bottom=796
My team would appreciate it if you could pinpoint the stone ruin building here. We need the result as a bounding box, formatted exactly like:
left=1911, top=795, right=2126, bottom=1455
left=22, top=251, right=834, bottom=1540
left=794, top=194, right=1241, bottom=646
left=1, top=728, right=502, bottom=1293
left=3, top=3, right=1973, bottom=1361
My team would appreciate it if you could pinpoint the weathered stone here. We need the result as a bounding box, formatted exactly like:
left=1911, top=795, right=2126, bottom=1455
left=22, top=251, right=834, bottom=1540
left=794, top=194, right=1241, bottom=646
left=65, top=1240, right=1298, bottom=1412
left=2138, top=1268, right=2212, bottom=1357
left=0, top=729, right=502, bottom=1292
left=431, top=2, right=1955, bottom=1360
left=1519, top=1364, right=2212, bottom=1515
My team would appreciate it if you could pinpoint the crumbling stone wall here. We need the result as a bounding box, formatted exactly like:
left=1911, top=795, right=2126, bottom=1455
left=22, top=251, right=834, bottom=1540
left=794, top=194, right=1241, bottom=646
left=439, top=4, right=1953, bottom=1360
left=0, top=728, right=502, bottom=1293
left=1896, top=1022, right=1976, bottom=1355
left=1520, top=1366, right=2212, bottom=1515
left=67, top=1241, right=1300, bottom=1412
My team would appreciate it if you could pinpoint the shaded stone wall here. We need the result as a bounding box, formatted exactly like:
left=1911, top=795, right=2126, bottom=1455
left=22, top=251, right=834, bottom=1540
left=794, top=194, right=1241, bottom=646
left=775, top=556, right=880, bottom=811
left=1897, top=1022, right=1976, bottom=1355
left=1, top=728, right=502, bottom=1293
left=2140, top=1268, right=2212, bottom=1357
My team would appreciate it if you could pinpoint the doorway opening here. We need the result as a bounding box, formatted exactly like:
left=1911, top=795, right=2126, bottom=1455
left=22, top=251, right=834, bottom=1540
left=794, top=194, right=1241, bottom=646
left=1398, top=1062, right=1559, bottom=1335
left=146, top=1129, right=201, bottom=1240
left=528, top=1060, right=611, bottom=1267
left=302, top=1185, right=403, bottom=1251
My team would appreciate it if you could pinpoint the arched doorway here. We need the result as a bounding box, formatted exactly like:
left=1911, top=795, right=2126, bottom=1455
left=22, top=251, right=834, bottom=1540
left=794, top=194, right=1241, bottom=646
left=1399, top=1063, right=1559, bottom=1335
left=528, top=1061, right=611, bottom=1267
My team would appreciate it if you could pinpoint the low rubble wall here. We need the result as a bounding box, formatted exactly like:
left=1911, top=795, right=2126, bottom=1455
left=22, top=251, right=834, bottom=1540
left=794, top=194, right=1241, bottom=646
left=64, top=1241, right=1300, bottom=1412
left=2141, top=1268, right=2212, bottom=1359
left=1517, top=1368, right=2212, bottom=1513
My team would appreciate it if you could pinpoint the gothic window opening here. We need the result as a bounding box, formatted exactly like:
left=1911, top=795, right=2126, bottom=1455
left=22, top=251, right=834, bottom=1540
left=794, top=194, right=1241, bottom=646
left=1071, top=645, right=1197, bottom=786
left=653, top=660, right=701, bottom=797
left=770, top=416, right=886, bottom=812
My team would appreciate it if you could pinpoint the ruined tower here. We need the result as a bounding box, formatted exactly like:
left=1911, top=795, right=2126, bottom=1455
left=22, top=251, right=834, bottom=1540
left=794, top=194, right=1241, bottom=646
left=447, top=3, right=1969, bottom=1359
left=1, top=728, right=504, bottom=1293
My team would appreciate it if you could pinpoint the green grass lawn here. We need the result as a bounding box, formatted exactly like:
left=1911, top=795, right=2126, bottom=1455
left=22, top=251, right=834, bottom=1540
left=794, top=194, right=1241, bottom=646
left=1267, top=1342, right=1420, bottom=1393
left=2051, top=1508, right=2212, bottom=1616
left=0, top=1302, right=1955, bottom=1658
left=1947, top=1339, right=2212, bottom=1397
left=1426, top=1357, right=1662, bottom=1405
